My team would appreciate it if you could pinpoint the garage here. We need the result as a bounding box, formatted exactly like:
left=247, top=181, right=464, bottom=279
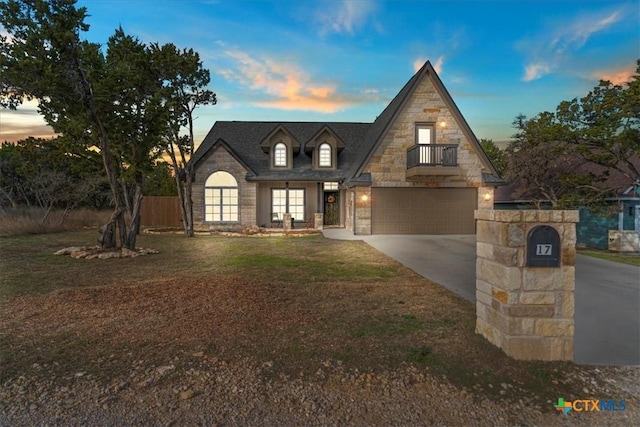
left=371, top=187, right=477, bottom=234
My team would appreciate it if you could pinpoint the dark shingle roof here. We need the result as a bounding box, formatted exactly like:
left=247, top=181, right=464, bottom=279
left=191, top=121, right=372, bottom=182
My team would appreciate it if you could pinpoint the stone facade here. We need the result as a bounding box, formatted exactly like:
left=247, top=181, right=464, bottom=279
left=192, top=145, right=257, bottom=230
left=353, top=188, right=372, bottom=235
left=363, top=75, right=485, bottom=189
left=475, top=209, right=579, bottom=361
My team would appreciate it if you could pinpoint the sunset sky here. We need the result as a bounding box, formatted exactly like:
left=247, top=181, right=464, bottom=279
left=0, top=0, right=637, bottom=147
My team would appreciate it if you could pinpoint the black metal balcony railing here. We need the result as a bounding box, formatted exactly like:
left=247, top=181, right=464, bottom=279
left=406, top=144, right=458, bottom=168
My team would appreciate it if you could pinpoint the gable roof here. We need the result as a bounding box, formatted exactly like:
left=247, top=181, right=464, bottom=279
left=304, top=125, right=346, bottom=154
left=191, top=61, right=502, bottom=185
left=348, top=61, right=502, bottom=184
left=258, top=124, right=301, bottom=154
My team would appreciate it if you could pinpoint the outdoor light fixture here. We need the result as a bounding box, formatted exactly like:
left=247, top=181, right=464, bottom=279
left=483, top=192, right=492, bottom=201
left=439, top=121, right=447, bottom=128
left=361, top=194, right=369, bottom=202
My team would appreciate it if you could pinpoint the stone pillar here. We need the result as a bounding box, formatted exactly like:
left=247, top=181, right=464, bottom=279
left=354, top=188, right=372, bottom=235
left=314, top=213, right=324, bottom=230
left=474, top=209, right=579, bottom=361
left=283, top=213, right=292, bottom=232
left=477, top=186, right=494, bottom=210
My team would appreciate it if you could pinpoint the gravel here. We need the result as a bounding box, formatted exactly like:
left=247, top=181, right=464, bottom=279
left=1, top=355, right=637, bottom=426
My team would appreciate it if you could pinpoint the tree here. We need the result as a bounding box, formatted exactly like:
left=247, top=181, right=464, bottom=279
left=1, top=0, right=127, bottom=248
left=144, top=163, right=179, bottom=196
left=556, top=60, right=640, bottom=184
left=152, top=43, right=217, bottom=237
left=479, top=138, right=507, bottom=177
left=504, top=63, right=639, bottom=209
left=506, top=114, right=608, bottom=209
left=0, top=0, right=215, bottom=247
left=0, top=137, right=107, bottom=219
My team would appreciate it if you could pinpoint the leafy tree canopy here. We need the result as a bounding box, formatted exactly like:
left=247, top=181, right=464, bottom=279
left=504, top=61, right=639, bottom=209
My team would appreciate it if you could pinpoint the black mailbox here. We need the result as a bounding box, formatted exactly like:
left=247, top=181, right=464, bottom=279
left=526, top=225, right=561, bottom=267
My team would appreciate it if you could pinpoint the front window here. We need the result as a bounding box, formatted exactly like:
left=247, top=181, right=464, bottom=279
left=204, top=171, right=238, bottom=222
left=272, top=188, right=305, bottom=221
left=274, top=142, right=287, bottom=167
left=319, top=143, right=332, bottom=167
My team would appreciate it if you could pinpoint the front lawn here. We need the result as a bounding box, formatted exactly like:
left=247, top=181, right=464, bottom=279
left=0, top=230, right=629, bottom=411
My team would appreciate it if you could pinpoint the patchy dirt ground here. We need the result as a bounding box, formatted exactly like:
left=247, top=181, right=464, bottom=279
left=2, top=276, right=638, bottom=426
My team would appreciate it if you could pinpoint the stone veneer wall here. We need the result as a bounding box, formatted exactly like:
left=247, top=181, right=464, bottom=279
left=192, top=146, right=257, bottom=230
left=363, top=74, right=485, bottom=189
left=475, top=209, right=579, bottom=361
left=354, top=188, right=372, bottom=235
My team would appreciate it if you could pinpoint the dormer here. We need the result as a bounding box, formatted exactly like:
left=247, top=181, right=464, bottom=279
left=260, top=125, right=300, bottom=170
left=304, top=125, right=345, bottom=170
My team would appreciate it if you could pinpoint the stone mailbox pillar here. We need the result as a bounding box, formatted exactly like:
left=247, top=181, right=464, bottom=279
left=474, top=209, right=579, bottom=361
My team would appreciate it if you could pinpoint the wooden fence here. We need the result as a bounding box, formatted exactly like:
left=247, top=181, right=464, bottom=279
left=140, top=196, right=182, bottom=227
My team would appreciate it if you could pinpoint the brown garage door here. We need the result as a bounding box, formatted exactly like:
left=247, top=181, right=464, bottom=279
left=371, top=188, right=477, bottom=234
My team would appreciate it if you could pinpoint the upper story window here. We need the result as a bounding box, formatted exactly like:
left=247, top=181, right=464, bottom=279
left=318, top=143, right=332, bottom=167
left=274, top=142, right=287, bottom=167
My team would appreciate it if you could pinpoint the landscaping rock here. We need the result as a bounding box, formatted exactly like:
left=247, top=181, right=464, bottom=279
left=53, top=246, right=159, bottom=259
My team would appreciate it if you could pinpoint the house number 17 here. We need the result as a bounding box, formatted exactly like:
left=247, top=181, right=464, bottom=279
left=536, top=244, right=552, bottom=256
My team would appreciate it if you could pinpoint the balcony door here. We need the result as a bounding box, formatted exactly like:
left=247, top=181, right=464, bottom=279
left=416, top=124, right=434, bottom=164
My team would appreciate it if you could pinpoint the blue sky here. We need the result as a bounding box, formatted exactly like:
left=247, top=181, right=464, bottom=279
left=1, top=0, right=638, bottom=147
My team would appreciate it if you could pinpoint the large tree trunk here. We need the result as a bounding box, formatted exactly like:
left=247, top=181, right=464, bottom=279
left=173, top=172, right=189, bottom=235
left=124, top=180, right=144, bottom=249
left=183, top=168, right=195, bottom=237
left=73, top=48, right=129, bottom=250
left=167, top=139, right=195, bottom=237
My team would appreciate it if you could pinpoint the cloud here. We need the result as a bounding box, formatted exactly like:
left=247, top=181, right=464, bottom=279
left=316, top=0, right=378, bottom=35
left=413, top=55, right=444, bottom=74
left=217, top=48, right=361, bottom=113
left=522, top=62, right=551, bottom=82
left=519, top=8, right=624, bottom=81
left=550, top=11, right=621, bottom=54
left=592, top=64, right=636, bottom=85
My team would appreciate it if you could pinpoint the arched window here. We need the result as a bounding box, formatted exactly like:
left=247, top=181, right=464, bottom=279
left=204, top=171, right=238, bottom=222
left=274, top=142, right=287, bottom=167
left=318, top=143, right=332, bottom=167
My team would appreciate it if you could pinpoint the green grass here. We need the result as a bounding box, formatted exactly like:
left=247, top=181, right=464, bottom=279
left=578, top=248, right=640, bottom=267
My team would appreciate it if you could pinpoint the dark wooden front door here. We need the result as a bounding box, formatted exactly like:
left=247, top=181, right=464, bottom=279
left=324, top=192, right=339, bottom=225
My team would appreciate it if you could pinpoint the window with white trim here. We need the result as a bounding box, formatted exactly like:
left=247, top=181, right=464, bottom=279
left=319, top=143, right=331, bottom=167
left=272, top=188, right=305, bottom=221
left=274, top=142, right=287, bottom=167
left=204, top=171, right=238, bottom=222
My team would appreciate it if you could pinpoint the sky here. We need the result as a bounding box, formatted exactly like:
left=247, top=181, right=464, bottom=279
left=0, top=0, right=638, bottom=148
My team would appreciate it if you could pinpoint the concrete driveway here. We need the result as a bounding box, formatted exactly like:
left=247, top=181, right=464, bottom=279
left=323, top=230, right=640, bottom=366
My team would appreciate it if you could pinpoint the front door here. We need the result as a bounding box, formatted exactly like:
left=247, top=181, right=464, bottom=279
left=324, top=192, right=339, bottom=225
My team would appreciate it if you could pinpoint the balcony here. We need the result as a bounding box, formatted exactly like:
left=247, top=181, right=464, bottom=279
left=406, top=144, right=460, bottom=179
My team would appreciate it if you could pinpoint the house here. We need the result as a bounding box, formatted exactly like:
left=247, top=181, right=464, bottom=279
left=494, top=161, right=640, bottom=251
left=189, top=61, right=502, bottom=235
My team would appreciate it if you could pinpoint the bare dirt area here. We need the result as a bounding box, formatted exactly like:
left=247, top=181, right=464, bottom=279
left=1, top=231, right=638, bottom=425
